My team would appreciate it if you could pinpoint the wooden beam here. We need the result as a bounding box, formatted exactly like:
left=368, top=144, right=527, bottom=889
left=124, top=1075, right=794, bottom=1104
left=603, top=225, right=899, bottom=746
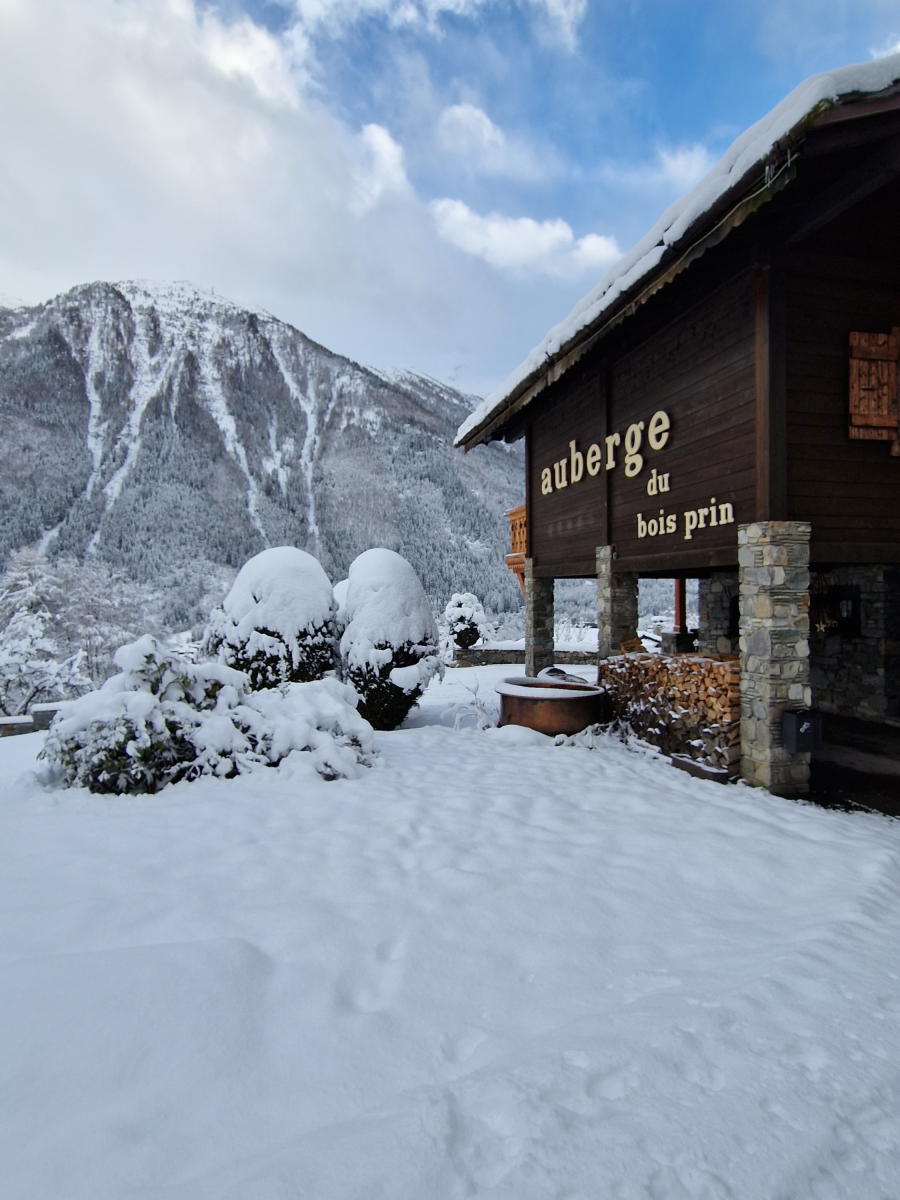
left=754, top=268, right=787, bottom=521
left=782, top=134, right=900, bottom=245
left=525, top=421, right=533, bottom=560
left=601, top=362, right=611, bottom=547
left=754, top=271, right=771, bottom=521
left=674, top=578, right=687, bottom=634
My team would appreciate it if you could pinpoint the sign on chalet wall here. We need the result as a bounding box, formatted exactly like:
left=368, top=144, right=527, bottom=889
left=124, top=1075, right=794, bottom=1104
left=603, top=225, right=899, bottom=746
left=537, top=408, right=735, bottom=546
left=526, top=272, right=756, bottom=578
left=525, top=264, right=900, bottom=579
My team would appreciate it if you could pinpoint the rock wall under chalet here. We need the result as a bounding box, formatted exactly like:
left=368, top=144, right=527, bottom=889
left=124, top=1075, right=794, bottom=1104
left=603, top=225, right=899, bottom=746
left=597, top=652, right=741, bottom=776
left=808, top=564, right=900, bottom=721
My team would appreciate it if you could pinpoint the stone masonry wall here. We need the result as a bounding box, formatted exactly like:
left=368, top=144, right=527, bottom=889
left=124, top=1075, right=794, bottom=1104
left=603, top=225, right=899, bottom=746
left=738, top=521, right=811, bottom=795
left=597, top=546, right=638, bottom=659
left=808, top=564, right=900, bottom=722
left=697, top=571, right=739, bottom=656
left=525, top=558, right=554, bottom=677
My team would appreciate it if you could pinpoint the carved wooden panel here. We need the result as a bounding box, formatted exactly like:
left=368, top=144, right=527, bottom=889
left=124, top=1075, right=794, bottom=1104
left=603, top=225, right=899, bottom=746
left=849, top=328, right=899, bottom=453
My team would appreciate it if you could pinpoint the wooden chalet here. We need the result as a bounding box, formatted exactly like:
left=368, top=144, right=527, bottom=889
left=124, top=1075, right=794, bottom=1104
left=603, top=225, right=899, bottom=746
left=456, top=56, right=900, bottom=796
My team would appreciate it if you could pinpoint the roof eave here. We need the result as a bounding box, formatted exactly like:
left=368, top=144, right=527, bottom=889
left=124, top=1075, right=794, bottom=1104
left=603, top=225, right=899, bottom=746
left=454, top=134, right=815, bottom=451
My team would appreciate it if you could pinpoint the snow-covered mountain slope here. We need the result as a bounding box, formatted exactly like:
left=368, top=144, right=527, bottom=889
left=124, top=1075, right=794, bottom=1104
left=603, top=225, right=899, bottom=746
left=0, top=282, right=524, bottom=619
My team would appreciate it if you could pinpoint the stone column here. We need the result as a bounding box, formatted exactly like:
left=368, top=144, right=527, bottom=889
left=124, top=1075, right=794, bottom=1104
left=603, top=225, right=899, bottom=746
left=525, top=558, right=554, bottom=677
left=738, top=521, right=811, bottom=795
left=697, top=571, right=740, bottom=655
left=597, top=546, right=639, bottom=659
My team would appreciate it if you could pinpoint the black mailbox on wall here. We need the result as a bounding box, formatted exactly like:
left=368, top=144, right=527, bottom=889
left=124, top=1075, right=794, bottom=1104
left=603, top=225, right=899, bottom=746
left=782, top=710, right=823, bottom=754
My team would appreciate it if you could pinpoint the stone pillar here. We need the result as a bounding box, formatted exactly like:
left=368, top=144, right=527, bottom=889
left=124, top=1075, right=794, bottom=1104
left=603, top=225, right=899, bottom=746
left=597, top=546, right=639, bottom=660
left=697, top=571, right=740, bottom=655
left=887, top=567, right=900, bottom=720
left=738, top=521, right=811, bottom=795
left=525, top=559, right=554, bottom=677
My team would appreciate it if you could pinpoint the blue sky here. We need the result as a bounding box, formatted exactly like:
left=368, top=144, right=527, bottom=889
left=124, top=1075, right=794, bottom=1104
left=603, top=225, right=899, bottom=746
left=1, top=0, right=899, bottom=394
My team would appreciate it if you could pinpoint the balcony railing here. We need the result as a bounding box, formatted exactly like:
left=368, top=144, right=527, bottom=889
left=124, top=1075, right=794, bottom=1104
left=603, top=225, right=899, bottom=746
left=506, top=504, right=526, bottom=594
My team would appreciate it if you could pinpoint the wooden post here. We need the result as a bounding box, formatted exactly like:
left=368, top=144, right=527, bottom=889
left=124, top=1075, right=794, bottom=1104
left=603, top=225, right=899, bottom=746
left=674, top=578, right=687, bottom=634
left=754, top=267, right=787, bottom=521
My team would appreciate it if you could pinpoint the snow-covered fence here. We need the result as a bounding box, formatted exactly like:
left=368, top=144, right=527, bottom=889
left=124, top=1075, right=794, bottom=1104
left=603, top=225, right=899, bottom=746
left=598, top=652, right=740, bottom=776
left=0, top=715, right=34, bottom=737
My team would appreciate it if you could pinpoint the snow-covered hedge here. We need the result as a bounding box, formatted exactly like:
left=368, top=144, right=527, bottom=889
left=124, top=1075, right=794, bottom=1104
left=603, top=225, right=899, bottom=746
left=444, top=592, right=487, bottom=650
left=205, top=548, right=337, bottom=688
left=339, top=549, right=443, bottom=730
left=41, top=636, right=374, bottom=794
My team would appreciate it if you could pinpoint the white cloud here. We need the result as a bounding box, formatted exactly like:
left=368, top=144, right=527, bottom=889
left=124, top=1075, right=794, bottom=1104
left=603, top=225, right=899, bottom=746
left=871, top=36, right=900, bottom=59
left=0, top=0, right=602, bottom=394
left=353, top=124, right=411, bottom=211
left=290, top=0, right=585, bottom=46
left=599, top=143, right=716, bottom=191
left=430, top=198, right=620, bottom=277
left=198, top=14, right=302, bottom=107
left=526, top=0, right=586, bottom=50
left=654, top=145, right=717, bottom=189
left=436, top=103, right=546, bottom=180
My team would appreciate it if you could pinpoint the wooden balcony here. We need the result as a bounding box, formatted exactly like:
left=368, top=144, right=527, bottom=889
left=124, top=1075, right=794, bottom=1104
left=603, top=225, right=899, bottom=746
left=506, top=504, right=526, bottom=594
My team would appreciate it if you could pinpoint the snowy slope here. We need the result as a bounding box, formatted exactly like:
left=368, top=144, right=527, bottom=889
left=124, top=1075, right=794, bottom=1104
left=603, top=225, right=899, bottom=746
left=457, top=51, right=900, bottom=446
left=1, top=665, right=899, bottom=1198
left=0, top=282, right=524, bottom=618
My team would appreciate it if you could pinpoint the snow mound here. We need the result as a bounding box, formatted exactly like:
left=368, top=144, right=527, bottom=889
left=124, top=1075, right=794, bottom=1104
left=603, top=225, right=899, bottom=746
left=456, top=52, right=900, bottom=446
left=205, top=547, right=337, bottom=688
left=340, top=549, right=443, bottom=729
left=41, top=635, right=374, bottom=793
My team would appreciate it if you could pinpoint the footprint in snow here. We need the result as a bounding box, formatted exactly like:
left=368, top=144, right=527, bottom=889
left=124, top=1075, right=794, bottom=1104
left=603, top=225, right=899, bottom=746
left=333, top=934, right=407, bottom=1014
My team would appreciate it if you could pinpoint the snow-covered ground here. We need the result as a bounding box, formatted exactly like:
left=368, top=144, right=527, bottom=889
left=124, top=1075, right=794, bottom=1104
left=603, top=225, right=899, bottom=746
left=2, top=664, right=899, bottom=1198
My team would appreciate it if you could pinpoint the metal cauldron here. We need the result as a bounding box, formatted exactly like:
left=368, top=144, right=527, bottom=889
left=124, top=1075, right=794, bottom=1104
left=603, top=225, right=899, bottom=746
left=495, top=676, right=611, bottom=736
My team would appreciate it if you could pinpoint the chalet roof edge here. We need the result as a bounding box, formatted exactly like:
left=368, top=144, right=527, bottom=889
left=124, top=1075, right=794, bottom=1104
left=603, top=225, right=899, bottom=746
left=455, top=52, right=900, bottom=450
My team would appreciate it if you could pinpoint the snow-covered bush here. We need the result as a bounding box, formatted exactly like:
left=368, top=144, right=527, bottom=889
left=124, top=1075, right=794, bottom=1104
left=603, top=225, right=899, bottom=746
left=444, top=592, right=487, bottom=650
left=0, top=548, right=174, bottom=688
left=41, top=636, right=374, bottom=795
left=339, top=549, right=443, bottom=730
left=333, top=578, right=349, bottom=634
left=204, top=548, right=337, bottom=689
left=0, top=607, right=90, bottom=716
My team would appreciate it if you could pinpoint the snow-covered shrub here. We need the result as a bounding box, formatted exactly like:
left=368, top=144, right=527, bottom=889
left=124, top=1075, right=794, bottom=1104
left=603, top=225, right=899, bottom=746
left=333, top=578, right=349, bottom=635
left=0, top=547, right=174, bottom=688
left=204, top=547, right=337, bottom=689
left=444, top=592, right=487, bottom=650
left=442, top=683, right=498, bottom=731
left=0, top=607, right=90, bottom=716
left=339, top=549, right=443, bottom=730
left=41, top=636, right=374, bottom=795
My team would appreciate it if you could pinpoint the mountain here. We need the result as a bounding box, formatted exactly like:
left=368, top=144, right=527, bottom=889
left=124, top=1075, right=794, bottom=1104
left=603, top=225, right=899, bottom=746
left=0, top=282, right=524, bottom=627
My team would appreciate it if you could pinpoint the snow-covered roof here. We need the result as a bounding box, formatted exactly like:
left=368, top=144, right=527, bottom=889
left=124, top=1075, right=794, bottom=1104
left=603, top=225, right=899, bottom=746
left=455, top=53, right=900, bottom=449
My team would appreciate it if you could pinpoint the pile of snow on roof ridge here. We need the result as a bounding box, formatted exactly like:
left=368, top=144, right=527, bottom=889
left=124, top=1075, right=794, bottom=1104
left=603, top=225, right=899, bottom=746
left=456, top=52, right=900, bottom=446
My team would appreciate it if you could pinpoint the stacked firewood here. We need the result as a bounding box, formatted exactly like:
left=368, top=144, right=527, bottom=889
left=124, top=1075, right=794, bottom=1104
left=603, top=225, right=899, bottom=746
left=597, top=652, right=741, bottom=775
